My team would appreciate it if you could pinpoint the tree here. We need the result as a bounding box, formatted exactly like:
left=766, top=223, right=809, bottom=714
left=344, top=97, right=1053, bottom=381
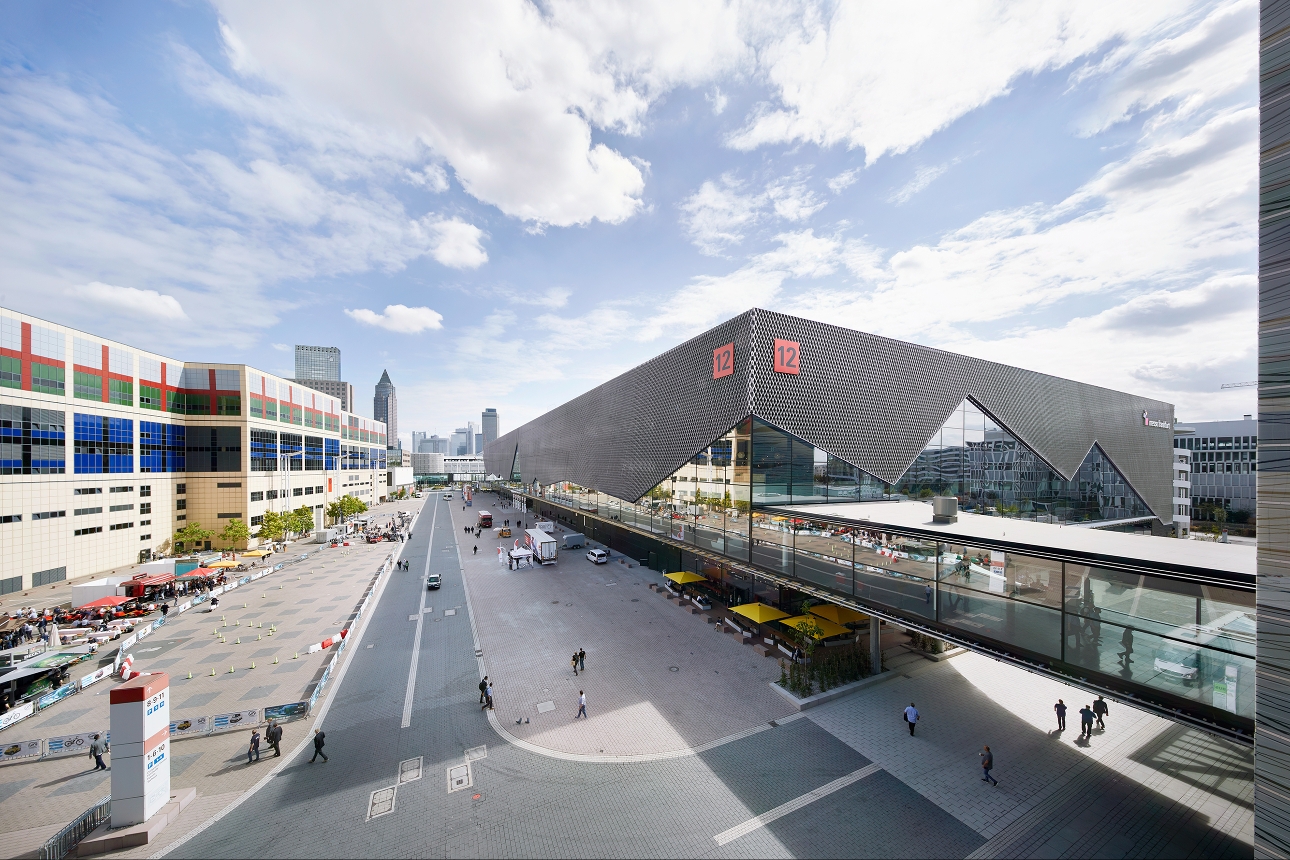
left=325, top=500, right=345, bottom=526
left=173, top=521, right=213, bottom=552
left=287, top=506, right=315, bottom=537
left=340, top=495, right=367, bottom=519
left=256, top=511, right=284, bottom=542
left=218, top=518, right=250, bottom=549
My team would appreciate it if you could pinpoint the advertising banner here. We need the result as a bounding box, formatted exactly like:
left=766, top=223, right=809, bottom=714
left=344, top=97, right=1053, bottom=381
left=0, top=738, right=42, bottom=764
left=263, top=701, right=309, bottom=722
left=22, top=653, right=80, bottom=670
left=117, top=632, right=139, bottom=653
left=80, top=666, right=114, bottom=690
left=0, top=702, right=34, bottom=732
left=45, top=730, right=106, bottom=758
left=169, top=714, right=210, bottom=738
left=37, top=684, right=77, bottom=711
left=136, top=624, right=153, bottom=642
left=224, top=580, right=239, bottom=593
left=210, top=709, right=259, bottom=734
left=175, top=601, right=192, bottom=615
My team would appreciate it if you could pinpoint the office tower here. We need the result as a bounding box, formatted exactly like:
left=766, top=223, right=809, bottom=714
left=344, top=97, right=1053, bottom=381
left=475, top=432, right=483, bottom=453
left=424, top=434, right=448, bottom=454
left=374, top=370, right=397, bottom=447
left=412, top=431, right=426, bottom=453
left=482, top=408, right=498, bottom=448
left=451, top=427, right=469, bottom=456
left=294, top=345, right=341, bottom=381
left=466, top=421, right=478, bottom=455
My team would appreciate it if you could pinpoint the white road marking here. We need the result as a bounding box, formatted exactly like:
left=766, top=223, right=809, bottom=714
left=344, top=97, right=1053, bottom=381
left=713, top=763, right=881, bottom=846
left=402, top=497, right=439, bottom=728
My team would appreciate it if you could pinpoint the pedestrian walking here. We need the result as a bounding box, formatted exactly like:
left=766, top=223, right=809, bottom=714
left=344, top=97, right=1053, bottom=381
left=89, top=733, right=109, bottom=771
left=1118, top=627, right=1134, bottom=667
left=578, top=648, right=586, bottom=672
left=575, top=690, right=587, bottom=719
left=1054, top=699, right=1067, bottom=731
left=267, top=720, right=283, bottom=757
left=904, top=702, right=920, bottom=736
left=473, top=545, right=478, bottom=555
left=247, top=729, right=261, bottom=764
left=484, top=682, right=494, bottom=711
left=571, top=653, right=579, bottom=676
left=1079, top=704, right=1095, bottom=738
left=1092, top=696, right=1108, bottom=729
left=310, top=729, right=328, bottom=762
left=979, top=745, right=998, bottom=785
left=479, top=676, right=489, bottom=704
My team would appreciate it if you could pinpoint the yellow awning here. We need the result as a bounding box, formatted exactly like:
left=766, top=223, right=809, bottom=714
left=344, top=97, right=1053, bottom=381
left=241, top=550, right=270, bottom=557
left=809, top=604, right=867, bottom=625
left=206, top=560, right=240, bottom=568
left=664, top=571, right=706, bottom=585
left=731, top=604, right=789, bottom=624
left=779, top=615, right=851, bottom=639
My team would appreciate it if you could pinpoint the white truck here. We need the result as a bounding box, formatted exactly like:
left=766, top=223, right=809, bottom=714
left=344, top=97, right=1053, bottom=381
left=524, top=528, right=558, bottom=565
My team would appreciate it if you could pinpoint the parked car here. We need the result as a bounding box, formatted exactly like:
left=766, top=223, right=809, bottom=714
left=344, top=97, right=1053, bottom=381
left=427, top=573, right=441, bottom=590
left=586, top=548, right=609, bottom=565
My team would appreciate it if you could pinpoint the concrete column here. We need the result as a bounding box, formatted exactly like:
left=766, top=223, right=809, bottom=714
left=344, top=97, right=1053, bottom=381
left=870, top=618, right=882, bottom=675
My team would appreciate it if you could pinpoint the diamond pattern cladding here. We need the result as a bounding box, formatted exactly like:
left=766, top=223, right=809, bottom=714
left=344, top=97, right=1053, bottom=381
left=486, top=308, right=1174, bottom=519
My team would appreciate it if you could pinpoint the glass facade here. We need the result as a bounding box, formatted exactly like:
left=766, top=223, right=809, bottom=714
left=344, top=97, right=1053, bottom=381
left=250, top=429, right=277, bottom=472
left=73, top=413, right=133, bottom=474
left=0, top=405, right=65, bottom=474
left=184, top=426, right=241, bottom=472
left=280, top=432, right=302, bottom=471
left=140, top=421, right=185, bottom=473
left=304, top=435, right=324, bottom=471
left=526, top=409, right=1251, bottom=726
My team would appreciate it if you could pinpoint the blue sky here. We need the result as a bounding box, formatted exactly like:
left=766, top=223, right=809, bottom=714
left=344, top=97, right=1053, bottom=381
left=0, top=1, right=1257, bottom=444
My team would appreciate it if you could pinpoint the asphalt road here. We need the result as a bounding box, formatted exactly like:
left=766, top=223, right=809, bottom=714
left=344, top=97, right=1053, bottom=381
left=165, top=493, right=983, bottom=859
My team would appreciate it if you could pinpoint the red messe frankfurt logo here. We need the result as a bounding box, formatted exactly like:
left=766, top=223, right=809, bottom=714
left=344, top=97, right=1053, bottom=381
left=1142, top=410, right=1170, bottom=429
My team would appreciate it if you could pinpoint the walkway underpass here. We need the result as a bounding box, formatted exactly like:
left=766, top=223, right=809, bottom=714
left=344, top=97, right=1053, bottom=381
left=504, top=487, right=1255, bottom=744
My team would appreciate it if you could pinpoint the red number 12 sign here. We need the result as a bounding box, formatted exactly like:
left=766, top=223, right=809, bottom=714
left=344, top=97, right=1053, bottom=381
left=713, top=343, right=734, bottom=379
left=773, top=339, right=800, bottom=374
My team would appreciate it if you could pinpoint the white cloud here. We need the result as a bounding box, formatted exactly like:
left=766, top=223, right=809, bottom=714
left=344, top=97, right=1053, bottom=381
left=407, top=164, right=450, bottom=193
left=706, top=86, right=729, bottom=115
left=345, top=304, right=444, bottom=334
left=425, top=217, right=488, bottom=269
left=826, top=168, right=861, bottom=194
left=887, top=162, right=952, bottom=205
left=679, top=174, right=763, bottom=255
left=729, top=2, right=1184, bottom=162
left=766, top=171, right=826, bottom=221
left=76, top=282, right=188, bottom=322
left=213, top=1, right=746, bottom=227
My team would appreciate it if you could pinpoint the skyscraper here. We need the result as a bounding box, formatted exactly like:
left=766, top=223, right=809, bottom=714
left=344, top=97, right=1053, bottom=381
left=374, top=370, right=398, bottom=448
left=466, top=420, right=477, bottom=455
left=293, top=345, right=353, bottom=410
left=482, top=408, right=499, bottom=449
left=411, top=431, right=427, bottom=453
left=450, top=427, right=469, bottom=456
left=295, top=345, right=341, bottom=381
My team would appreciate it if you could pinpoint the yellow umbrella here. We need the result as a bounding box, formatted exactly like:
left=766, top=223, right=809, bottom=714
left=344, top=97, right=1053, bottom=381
left=731, top=604, right=789, bottom=624
left=206, top=560, right=240, bottom=569
left=779, top=615, right=850, bottom=639
left=664, top=571, right=706, bottom=585
left=241, top=550, right=270, bottom=557
left=809, top=604, right=867, bottom=625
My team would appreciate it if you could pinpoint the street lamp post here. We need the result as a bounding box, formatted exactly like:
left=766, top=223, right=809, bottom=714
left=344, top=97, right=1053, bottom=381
left=280, top=450, right=303, bottom=540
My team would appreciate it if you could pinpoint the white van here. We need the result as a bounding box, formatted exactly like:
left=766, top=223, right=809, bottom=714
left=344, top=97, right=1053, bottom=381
left=427, top=573, right=441, bottom=590
left=586, top=548, right=608, bottom=565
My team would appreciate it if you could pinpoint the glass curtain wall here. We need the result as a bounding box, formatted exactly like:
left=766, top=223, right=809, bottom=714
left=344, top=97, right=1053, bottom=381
left=892, top=399, right=1153, bottom=523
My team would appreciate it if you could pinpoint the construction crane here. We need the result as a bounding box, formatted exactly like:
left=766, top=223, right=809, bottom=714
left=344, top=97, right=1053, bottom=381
left=1220, top=381, right=1256, bottom=390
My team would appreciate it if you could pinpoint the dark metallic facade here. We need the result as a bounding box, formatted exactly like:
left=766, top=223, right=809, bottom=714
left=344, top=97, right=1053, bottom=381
left=485, top=309, right=1175, bottom=522
left=1260, top=1, right=1290, bottom=853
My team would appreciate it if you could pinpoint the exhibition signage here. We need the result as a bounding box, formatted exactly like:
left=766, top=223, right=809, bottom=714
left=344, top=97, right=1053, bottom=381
left=169, top=715, right=210, bottom=738
left=46, top=730, right=105, bottom=758
left=0, top=738, right=42, bottom=764
left=773, top=339, right=801, bottom=374
left=109, top=672, right=170, bottom=827
left=0, top=703, right=34, bottom=732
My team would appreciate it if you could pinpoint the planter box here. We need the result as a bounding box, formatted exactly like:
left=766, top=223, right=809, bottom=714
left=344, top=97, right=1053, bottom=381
left=769, top=671, right=896, bottom=712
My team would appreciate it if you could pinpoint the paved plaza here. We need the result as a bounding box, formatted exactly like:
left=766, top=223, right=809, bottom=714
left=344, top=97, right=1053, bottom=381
left=0, top=492, right=1254, bottom=859
left=0, top=497, right=424, bottom=858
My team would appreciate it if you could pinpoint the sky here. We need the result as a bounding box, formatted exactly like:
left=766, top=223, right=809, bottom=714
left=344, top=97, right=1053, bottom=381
left=0, top=1, right=1257, bottom=445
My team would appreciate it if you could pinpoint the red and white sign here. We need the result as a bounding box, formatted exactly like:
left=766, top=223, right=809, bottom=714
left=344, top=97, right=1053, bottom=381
left=773, top=339, right=800, bottom=375
left=110, top=672, right=170, bottom=827
left=713, top=343, right=734, bottom=379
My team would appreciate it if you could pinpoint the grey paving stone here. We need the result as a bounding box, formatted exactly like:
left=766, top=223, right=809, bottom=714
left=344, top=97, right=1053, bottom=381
left=178, top=692, right=222, bottom=710
left=47, top=770, right=110, bottom=798
left=0, top=779, right=34, bottom=806
left=37, top=707, right=93, bottom=728
left=240, top=685, right=280, bottom=702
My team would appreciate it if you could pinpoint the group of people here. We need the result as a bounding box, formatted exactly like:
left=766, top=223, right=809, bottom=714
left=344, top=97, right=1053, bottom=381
left=570, top=648, right=586, bottom=675
left=246, top=720, right=287, bottom=764
left=1054, top=696, right=1109, bottom=737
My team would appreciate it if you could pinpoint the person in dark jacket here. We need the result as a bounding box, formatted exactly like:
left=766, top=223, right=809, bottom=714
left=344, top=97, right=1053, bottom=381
left=266, top=720, right=283, bottom=757
left=979, top=745, right=998, bottom=785
left=310, top=728, right=328, bottom=762
left=1092, top=696, right=1109, bottom=729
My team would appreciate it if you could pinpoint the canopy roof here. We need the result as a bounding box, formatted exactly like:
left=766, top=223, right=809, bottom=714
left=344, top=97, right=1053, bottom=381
left=77, top=596, right=131, bottom=609
left=780, top=615, right=850, bottom=639
left=664, top=571, right=706, bottom=585
left=731, top=604, right=789, bottom=624
left=241, top=550, right=270, bottom=557
left=809, top=604, right=867, bottom=625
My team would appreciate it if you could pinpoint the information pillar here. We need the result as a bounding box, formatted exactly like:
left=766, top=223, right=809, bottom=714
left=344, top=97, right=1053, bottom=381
left=109, top=672, right=170, bottom=827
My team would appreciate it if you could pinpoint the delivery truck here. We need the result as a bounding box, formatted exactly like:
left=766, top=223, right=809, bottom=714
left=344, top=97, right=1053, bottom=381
left=524, top=528, right=559, bottom=565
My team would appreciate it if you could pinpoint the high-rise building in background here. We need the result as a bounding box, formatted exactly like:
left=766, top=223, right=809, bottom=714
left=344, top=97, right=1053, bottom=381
left=411, top=431, right=427, bottom=453
left=450, top=427, right=469, bottom=456
left=374, top=370, right=398, bottom=448
left=294, top=345, right=341, bottom=381
left=476, top=433, right=483, bottom=454
left=423, top=434, right=448, bottom=454
left=482, top=408, right=498, bottom=448
left=293, top=345, right=353, bottom=411
left=466, top=421, right=478, bottom=455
